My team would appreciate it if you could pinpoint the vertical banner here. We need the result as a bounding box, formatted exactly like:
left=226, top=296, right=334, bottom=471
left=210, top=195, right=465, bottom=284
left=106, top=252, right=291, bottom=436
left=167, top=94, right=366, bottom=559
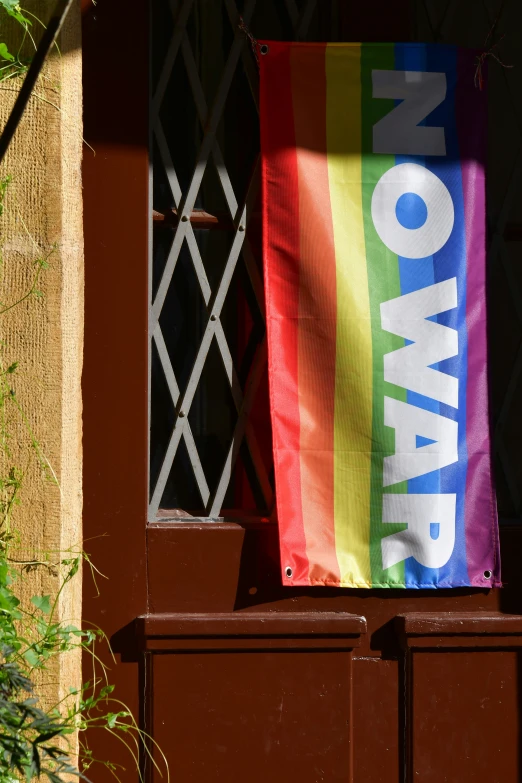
left=260, top=42, right=500, bottom=588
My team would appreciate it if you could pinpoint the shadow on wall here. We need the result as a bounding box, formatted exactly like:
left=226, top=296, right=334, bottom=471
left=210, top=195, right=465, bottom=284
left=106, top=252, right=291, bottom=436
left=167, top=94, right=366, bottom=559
left=80, top=0, right=149, bottom=147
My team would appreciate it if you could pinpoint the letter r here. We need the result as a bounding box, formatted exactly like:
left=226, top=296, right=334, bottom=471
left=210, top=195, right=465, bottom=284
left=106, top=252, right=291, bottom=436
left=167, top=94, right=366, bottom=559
left=381, top=494, right=456, bottom=570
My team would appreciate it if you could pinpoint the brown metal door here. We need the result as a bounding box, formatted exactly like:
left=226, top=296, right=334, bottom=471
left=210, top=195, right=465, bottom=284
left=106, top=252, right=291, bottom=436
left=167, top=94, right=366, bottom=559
left=82, top=1, right=522, bottom=781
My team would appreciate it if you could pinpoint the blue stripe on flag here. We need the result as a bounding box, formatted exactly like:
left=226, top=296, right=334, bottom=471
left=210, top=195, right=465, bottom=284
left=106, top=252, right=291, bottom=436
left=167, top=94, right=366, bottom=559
left=391, top=44, right=469, bottom=587
left=425, top=42, right=469, bottom=587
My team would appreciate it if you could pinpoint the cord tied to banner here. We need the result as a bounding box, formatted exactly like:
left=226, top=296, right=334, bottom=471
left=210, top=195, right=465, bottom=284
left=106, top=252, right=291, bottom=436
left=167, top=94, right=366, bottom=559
left=238, top=16, right=260, bottom=67
left=475, top=4, right=513, bottom=91
left=475, top=33, right=513, bottom=90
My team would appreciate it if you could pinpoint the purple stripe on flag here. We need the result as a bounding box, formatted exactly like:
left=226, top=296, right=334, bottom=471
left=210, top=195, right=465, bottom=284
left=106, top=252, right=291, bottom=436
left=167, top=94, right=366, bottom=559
left=457, top=51, right=501, bottom=587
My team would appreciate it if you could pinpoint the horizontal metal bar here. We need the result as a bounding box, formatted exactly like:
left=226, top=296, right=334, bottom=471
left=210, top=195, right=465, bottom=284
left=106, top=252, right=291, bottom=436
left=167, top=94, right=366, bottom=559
left=153, top=212, right=522, bottom=239
left=152, top=511, right=275, bottom=524
left=155, top=509, right=223, bottom=522
left=153, top=208, right=235, bottom=230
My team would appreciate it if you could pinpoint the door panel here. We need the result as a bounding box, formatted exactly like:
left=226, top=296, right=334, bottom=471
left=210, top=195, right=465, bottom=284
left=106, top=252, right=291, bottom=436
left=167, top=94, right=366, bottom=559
left=151, top=648, right=354, bottom=782
left=409, top=650, right=520, bottom=782
left=81, top=1, right=522, bottom=781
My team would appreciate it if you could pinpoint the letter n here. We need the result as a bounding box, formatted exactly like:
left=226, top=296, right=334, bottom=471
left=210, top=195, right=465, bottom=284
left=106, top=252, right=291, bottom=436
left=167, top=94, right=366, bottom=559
left=373, top=70, right=447, bottom=156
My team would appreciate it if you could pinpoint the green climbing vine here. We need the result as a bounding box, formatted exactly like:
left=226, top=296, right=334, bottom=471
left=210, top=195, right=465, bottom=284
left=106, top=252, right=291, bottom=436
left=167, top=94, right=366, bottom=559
left=0, top=5, right=167, bottom=782
left=0, top=2, right=31, bottom=81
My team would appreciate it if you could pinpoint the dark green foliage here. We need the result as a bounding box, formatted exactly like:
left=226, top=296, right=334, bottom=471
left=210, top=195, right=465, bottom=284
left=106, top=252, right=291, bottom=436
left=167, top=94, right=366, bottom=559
left=0, top=1, right=30, bottom=27
left=0, top=653, right=81, bottom=783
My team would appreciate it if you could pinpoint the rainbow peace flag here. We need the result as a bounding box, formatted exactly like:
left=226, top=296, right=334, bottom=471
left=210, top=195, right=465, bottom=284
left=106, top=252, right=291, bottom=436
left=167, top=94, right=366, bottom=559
left=260, top=42, right=500, bottom=588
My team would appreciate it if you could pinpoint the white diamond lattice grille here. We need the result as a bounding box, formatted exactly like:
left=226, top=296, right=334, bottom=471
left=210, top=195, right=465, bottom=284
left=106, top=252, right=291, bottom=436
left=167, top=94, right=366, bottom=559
left=150, top=0, right=322, bottom=520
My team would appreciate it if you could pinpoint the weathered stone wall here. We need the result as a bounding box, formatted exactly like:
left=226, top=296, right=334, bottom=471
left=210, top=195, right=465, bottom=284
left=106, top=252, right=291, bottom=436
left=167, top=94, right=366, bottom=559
left=0, top=0, right=83, bottom=763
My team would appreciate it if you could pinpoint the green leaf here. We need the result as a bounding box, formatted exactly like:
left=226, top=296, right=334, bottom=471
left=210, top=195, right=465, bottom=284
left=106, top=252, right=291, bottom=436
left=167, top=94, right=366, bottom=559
left=31, top=594, right=51, bottom=614
left=66, top=557, right=80, bottom=579
left=0, top=585, right=20, bottom=613
left=0, top=42, right=14, bottom=62
left=0, top=560, right=9, bottom=585
left=0, top=0, right=31, bottom=25
left=62, top=624, right=82, bottom=636
left=34, top=729, right=62, bottom=744
left=106, top=712, right=118, bottom=729
left=23, top=648, right=39, bottom=667
left=83, top=629, right=96, bottom=644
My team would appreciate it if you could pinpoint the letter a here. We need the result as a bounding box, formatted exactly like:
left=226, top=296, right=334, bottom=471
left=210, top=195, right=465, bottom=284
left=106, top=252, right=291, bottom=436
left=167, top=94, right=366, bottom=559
left=383, top=397, right=458, bottom=486
left=373, top=70, right=447, bottom=156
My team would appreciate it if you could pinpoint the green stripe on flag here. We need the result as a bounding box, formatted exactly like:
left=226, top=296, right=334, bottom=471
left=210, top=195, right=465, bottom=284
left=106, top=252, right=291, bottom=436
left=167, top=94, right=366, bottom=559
left=361, top=43, right=408, bottom=587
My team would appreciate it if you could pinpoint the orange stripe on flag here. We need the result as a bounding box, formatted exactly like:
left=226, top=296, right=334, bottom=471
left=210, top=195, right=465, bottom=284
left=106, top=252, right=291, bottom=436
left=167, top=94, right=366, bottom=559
left=291, top=45, right=341, bottom=584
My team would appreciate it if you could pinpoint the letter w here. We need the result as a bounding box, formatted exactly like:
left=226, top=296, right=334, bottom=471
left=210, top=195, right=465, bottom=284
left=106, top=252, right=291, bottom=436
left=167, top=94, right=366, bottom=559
left=381, top=279, right=458, bottom=408
left=373, top=70, right=446, bottom=156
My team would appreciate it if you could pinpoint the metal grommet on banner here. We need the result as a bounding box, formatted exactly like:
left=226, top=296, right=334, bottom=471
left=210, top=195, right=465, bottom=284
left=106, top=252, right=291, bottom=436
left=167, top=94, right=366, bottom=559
left=483, top=570, right=492, bottom=580
left=260, top=44, right=269, bottom=55
left=285, top=566, right=293, bottom=579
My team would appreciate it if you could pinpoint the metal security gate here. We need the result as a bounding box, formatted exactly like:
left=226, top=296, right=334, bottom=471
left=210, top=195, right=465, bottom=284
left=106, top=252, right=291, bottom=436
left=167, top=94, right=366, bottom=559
left=82, top=1, right=522, bottom=782
left=149, top=0, right=268, bottom=520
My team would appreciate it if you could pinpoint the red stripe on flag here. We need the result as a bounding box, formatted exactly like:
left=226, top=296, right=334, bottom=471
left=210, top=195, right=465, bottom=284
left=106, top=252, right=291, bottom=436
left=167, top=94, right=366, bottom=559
left=291, top=44, right=341, bottom=583
left=260, top=42, right=309, bottom=584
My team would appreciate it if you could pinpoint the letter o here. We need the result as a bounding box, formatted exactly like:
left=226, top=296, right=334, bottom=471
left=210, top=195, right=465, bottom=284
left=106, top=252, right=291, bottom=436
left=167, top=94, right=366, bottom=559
left=371, top=162, right=454, bottom=258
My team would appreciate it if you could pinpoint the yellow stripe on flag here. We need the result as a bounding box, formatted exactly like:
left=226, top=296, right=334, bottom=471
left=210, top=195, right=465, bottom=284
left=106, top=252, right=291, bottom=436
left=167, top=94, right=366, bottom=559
left=325, top=44, right=373, bottom=586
